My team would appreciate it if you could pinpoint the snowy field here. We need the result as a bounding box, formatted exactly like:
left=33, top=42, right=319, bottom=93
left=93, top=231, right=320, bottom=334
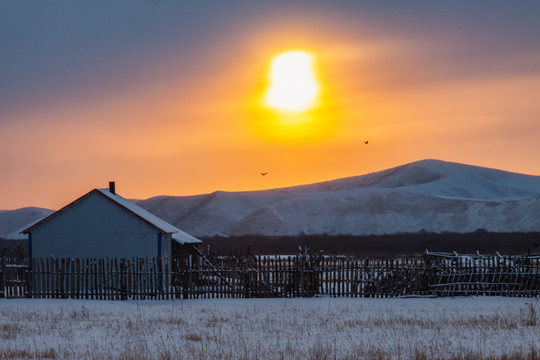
left=0, top=297, right=538, bottom=360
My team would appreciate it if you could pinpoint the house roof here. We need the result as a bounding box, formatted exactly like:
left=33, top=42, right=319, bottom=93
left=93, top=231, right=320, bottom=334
left=22, top=188, right=201, bottom=245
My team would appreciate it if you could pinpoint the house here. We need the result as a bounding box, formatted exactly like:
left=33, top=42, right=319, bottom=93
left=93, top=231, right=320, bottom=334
left=22, top=182, right=201, bottom=260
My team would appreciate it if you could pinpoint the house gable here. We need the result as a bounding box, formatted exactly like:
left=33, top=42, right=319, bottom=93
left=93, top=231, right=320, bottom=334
left=29, top=190, right=164, bottom=258
left=24, top=188, right=201, bottom=245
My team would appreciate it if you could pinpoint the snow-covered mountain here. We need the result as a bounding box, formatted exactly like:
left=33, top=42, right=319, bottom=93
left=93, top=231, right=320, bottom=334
left=136, top=159, right=540, bottom=237
left=2, top=160, right=540, bottom=238
left=0, top=207, right=54, bottom=239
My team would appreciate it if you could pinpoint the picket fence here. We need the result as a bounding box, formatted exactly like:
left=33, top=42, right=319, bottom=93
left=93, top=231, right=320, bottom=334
left=0, top=246, right=28, bottom=298
left=2, top=252, right=540, bottom=299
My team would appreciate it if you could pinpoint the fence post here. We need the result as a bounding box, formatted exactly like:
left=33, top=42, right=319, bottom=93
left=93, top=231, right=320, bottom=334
left=0, top=271, right=4, bottom=299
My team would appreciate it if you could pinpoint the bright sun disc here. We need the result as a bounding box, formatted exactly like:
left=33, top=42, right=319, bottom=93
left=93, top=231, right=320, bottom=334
left=265, top=51, right=319, bottom=113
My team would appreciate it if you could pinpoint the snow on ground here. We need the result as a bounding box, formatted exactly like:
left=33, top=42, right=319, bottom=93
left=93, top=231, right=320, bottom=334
left=0, top=297, right=538, bottom=359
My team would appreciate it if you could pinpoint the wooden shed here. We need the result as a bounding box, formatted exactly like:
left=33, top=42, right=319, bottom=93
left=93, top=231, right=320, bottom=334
left=22, top=183, right=201, bottom=260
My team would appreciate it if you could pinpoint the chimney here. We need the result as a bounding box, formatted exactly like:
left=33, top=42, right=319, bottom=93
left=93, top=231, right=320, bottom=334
left=109, top=181, right=116, bottom=195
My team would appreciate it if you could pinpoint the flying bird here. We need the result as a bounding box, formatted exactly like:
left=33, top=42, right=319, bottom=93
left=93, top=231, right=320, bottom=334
left=260, top=172, right=268, bottom=176
left=364, top=140, right=369, bottom=144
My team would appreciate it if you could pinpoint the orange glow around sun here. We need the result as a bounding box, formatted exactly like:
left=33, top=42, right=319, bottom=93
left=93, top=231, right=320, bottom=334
left=248, top=49, right=337, bottom=143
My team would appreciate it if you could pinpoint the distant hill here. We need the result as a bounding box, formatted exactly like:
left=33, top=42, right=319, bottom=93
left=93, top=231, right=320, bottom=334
left=0, top=207, right=54, bottom=239
left=136, top=159, right=540, bottom=237
left=2, top=159, right=540, bottom=239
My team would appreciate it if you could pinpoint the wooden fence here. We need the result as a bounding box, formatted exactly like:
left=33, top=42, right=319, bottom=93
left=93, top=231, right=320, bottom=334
left=427, top=252, right=540, bottom=297
left=0, top=246, right=28, bottom=298
left=2, top=251, right=540, bottom=299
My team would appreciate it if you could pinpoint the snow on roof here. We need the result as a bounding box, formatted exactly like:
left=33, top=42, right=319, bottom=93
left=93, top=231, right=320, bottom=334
left=21, top=188, right=201, bottom=245
left=96, top=189, right=201, bottom=244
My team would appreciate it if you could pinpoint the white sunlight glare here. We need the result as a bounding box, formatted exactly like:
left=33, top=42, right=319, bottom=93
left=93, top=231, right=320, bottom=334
left=265, top=51, right=319, bottom=113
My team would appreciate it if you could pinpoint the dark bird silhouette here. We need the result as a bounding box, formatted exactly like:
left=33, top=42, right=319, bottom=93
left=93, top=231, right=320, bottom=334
left=531, top=242, right=539, bottom=248
left=364, top=140, right=369, bottom=144
left=260, top=172, right=268, bottom=176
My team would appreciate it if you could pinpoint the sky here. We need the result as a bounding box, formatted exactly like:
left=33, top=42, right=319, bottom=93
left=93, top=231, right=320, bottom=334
left=1, top=1, right=539, bottom=210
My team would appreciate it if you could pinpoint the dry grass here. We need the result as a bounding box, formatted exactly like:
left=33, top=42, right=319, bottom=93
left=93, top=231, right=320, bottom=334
left=0, top=297, right=537, bottom=360
left=0, top=348, right=58, bottom=359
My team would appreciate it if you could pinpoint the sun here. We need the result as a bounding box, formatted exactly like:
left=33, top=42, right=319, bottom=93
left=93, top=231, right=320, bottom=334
left=264, top=51, right=319, bottom=113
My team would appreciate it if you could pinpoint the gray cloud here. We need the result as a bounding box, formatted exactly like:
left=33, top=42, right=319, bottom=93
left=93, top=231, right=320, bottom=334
left=1, top=0, right=538, bottom=117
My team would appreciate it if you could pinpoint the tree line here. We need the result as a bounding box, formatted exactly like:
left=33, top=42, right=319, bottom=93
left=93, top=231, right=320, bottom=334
left=202, top=231, right=540, bottom=256
left=2, top=231, right=540, bottom=257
